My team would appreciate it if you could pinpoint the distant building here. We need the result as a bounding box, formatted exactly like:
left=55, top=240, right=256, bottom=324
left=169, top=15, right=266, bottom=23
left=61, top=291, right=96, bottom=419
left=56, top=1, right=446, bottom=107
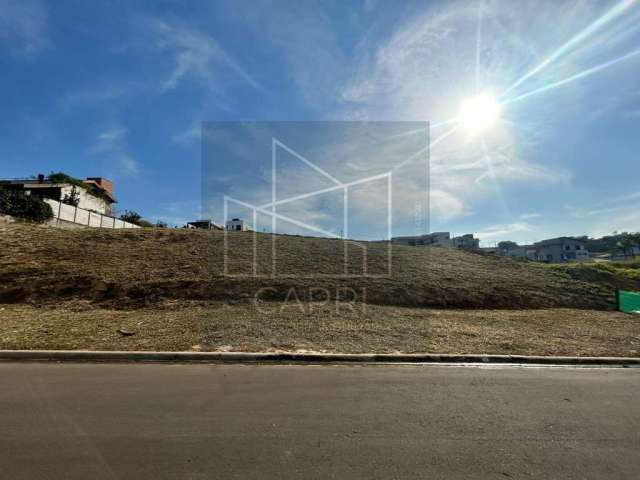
left=392, top=232, right=452, bottom=247
left=534, top=237, right=590, bottom=262
left=0, top=174, right=116, bottom=216
left=391, top=232, right=479, bottom=249
left=497, top=241, right=537, bottom=260
left=451, top=233, right=480, bottom=250
left=225, top=218, right=249, bottom=231
left=187, top=219, right=223, bottom=230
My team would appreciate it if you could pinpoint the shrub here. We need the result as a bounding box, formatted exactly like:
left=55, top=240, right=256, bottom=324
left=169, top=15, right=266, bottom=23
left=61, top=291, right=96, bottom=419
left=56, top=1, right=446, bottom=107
left=120, top=210, right=142, bottom=225
left=61, top=185, right=81, bottom=207
left=47, top=171, right=111, bottom=203
left=120, top=210, right=154, bottom=227
left=0, top=189, right=54, bottom=223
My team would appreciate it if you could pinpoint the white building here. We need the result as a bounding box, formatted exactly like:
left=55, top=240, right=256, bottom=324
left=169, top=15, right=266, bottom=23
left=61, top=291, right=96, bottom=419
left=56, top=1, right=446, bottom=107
left=225, top=218, right=249, bottom=231
left=0, top=174, right=116, bottom=216
left=187, top=219, right=223, bottom=230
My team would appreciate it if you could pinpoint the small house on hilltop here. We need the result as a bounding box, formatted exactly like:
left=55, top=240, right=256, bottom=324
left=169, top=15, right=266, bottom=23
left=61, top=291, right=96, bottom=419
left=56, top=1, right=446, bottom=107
left=534, top=237, right=590, bottom=262
left=391, top=232, right=480, bottom=250
left=0, top=173, right=116, bottom=216
left=451, top=233, right=480, bottom=250
left=187, top=219, right=223, bottom=230
left=392, top=232, right=452, bottom=247
left=497, top=241, right=537, bottom=260
left=225, top=218, right=250, bottom=231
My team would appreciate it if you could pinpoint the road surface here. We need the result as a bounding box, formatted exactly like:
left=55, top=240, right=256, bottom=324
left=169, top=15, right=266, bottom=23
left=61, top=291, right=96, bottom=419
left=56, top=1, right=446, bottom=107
left=1, top=363, right=639, bottom=479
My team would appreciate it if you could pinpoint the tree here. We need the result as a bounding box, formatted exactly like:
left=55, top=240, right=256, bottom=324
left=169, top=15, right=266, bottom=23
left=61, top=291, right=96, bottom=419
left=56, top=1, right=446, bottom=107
left=61, top=186, right=81, bottom=207
left=617, top=232, right=640, bottom=258
left=0, top=190, right=53, bottom=223
left=120, top=210, right=142, bottom=225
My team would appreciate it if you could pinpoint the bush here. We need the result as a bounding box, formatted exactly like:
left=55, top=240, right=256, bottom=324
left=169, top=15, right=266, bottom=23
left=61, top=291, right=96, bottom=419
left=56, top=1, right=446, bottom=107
left=0, top=190, right=54, bottom=223
left=47, top=171, right=111, bottom=203
left=61, top=185, right=80, bottom=207
left=120, top=210, right=142, bottom=225
left=120, top=210, right=154, bottom=227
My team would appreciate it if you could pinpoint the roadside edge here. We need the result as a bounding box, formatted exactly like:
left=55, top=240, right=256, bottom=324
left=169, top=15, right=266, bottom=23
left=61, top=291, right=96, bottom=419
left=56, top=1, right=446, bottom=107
left=1, top=350, right=640, bottom=366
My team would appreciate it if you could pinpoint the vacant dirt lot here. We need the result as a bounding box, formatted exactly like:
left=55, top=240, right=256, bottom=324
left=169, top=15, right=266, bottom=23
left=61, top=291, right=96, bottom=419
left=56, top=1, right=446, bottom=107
left=2, top=223, right=639, bottom=355
left=2, top=223, right=637, bottom=309
left=1, top=302, right=639, bottom=356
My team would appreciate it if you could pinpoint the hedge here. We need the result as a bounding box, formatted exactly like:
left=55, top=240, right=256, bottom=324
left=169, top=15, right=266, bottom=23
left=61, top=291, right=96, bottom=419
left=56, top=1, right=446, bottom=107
left=0, top=189, right=54, bottom=223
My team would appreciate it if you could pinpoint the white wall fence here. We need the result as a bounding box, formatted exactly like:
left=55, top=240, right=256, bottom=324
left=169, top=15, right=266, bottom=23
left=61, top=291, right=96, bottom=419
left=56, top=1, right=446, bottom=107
left=44, top=198, right=140, bottom=229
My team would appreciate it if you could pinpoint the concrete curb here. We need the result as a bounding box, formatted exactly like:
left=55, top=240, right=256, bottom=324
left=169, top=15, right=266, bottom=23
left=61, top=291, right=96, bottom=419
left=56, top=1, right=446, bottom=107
left=0, top=350, right=639, bottom=366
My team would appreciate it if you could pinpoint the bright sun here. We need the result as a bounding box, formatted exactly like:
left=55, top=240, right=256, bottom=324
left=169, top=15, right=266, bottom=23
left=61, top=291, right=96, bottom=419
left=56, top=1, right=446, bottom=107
left=459, top=94, right=501, bottom=132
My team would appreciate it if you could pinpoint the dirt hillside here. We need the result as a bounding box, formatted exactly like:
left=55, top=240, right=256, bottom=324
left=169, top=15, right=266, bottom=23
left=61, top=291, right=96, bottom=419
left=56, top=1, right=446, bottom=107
left=1, top=223, right=635, bottom=310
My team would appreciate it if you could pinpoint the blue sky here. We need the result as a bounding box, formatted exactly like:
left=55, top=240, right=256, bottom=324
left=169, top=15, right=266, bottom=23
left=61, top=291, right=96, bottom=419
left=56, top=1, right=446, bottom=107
left=1, top=0, right=639, bottom=245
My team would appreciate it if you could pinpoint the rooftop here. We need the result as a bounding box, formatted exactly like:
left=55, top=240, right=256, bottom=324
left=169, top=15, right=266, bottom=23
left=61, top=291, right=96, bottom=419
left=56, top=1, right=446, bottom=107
left=0, top=175, right=117, bottom=203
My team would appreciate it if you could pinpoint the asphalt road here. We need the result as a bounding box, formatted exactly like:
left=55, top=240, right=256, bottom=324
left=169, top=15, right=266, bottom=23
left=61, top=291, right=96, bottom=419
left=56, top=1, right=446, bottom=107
left=1, top=363, right=639, bottom=479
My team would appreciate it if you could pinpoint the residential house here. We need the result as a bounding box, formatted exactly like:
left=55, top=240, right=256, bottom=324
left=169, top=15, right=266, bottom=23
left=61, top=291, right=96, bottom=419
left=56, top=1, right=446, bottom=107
left=451, top=233, right=480, bottom=250
left=187, top=219, right=223, bottom=230
left=497, top=241, right=537, bottom=260
left=392, top=232, right=452, bottom=247
left=0, top=174, right=116, bottom=216
left=225, top=218, right=249, bottom=231
left=391, top=232, right=480, bottom=249
left=534, top=237, right=590, bottom=262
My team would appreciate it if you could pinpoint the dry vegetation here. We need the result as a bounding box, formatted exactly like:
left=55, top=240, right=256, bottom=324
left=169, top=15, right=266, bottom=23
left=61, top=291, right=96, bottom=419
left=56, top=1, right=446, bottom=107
left=1, top=302, right=638, bottom=356
left=1, top=222, right=635, bottom=309
left=1, top=222, right=639, bottom=355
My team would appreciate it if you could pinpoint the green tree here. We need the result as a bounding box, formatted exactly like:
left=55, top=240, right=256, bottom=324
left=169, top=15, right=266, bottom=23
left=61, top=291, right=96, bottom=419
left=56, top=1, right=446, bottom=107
left=61, top=186, right=81, bottom=207
left=0, top=190, right=53, bottom=223
left=120, top=210, right=142, bottom=225
left=617, top=232, right=640, bottom=258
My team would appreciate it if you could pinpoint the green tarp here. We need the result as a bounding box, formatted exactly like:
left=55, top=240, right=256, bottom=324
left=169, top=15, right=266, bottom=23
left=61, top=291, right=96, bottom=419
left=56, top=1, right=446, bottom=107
left=617, top=290, right=640, bottom=313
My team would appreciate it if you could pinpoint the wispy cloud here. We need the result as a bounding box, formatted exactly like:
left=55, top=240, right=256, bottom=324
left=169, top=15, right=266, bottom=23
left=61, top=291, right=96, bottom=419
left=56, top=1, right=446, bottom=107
left=90, top=125, right=140, bottom=178
left=57, top=84, right=131, bottom=112
left=0, top=0, right=48, bottom=58
left=172, top=120, right=201, bottom=146
left=570, top=190, right=640, bottom=218
left=218, top=0, right=349, bottom=110
left=337, top=0, right=614, bottom=224
left=119, top=154, right=140, bottom=177
left=91, top=128, right=127, bottom=154
left=520, top=212, right=542, bottom=220
left=564, top=189, right=640, bottom=237
left=430, top=189, right=469, bottom=221
left=475, top=221, right=532, bottom=240
left=147, top=18, right=262, bottom=93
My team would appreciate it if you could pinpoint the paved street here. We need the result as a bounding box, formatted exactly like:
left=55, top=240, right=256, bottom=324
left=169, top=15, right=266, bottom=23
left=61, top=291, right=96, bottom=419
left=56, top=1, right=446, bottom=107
left=1, top=362, right=639, bottom=479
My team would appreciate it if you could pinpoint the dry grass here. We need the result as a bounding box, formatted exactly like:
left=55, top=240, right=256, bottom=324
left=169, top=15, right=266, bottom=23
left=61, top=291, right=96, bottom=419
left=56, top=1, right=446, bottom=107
left=2, top=223, right=635, bottom=309
left=2, top=223, right=639, bottom=355
left=1, top=301, right=639, bottom=356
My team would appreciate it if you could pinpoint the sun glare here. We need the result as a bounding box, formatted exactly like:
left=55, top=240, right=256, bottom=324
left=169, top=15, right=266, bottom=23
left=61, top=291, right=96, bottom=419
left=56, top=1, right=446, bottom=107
left=459, top=94, right=501, bottom=132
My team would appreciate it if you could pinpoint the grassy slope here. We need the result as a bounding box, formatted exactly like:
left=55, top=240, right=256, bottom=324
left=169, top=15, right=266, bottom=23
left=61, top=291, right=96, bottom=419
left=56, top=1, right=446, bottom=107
left=1, top=223, right=637, bottom=310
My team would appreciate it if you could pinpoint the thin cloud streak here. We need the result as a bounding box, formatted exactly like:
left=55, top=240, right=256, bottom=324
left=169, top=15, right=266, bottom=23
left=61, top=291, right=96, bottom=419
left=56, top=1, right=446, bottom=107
left=148, top=18, right=263, bottom=92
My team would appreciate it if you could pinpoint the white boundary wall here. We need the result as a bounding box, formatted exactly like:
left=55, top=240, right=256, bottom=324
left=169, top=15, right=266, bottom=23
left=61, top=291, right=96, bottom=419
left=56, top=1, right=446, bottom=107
left=44, top=199, right=140, bottom=229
